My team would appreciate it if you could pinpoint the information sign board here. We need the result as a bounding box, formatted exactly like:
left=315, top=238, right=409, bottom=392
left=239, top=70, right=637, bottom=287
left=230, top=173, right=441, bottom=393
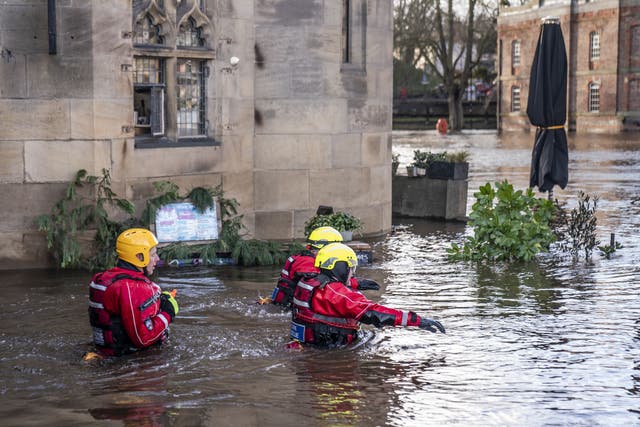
left=154, top=202, right=219, bottom=243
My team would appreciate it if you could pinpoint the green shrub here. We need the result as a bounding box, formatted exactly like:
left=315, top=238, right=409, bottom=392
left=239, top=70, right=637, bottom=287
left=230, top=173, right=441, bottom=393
left=554, top=191, right=600, bottom=260
left=304, top=211, right=364, bottom=236
left=448, top=181, right=556, bottom=261
left=412, top=150, right=446, bottom=168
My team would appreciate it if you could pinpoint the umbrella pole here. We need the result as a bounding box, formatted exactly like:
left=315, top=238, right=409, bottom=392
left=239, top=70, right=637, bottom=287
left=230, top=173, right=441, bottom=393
left=548, top=188, right=554, bottom=201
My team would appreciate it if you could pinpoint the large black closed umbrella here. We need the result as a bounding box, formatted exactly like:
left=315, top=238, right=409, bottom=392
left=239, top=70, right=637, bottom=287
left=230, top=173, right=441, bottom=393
left=527, top=17, right=568, bottom=197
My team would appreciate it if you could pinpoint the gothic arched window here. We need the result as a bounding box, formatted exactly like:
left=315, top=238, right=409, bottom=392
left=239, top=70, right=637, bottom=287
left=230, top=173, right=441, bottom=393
left=134, top=14, right=164, bottom=46
left=177, top=17, right=204, bottom=48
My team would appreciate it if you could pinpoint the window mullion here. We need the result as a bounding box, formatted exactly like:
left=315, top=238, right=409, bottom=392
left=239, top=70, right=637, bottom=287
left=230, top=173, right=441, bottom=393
left=164, top=57, right=178, bottom=140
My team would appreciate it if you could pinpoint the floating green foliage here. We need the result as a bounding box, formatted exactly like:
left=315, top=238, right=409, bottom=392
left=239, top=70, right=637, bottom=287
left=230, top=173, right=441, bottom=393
left=231, top=239, right=282, bottom=266
left=448, top=181, right=556, bottom=262
left=598, top=241, right=623, bottom=259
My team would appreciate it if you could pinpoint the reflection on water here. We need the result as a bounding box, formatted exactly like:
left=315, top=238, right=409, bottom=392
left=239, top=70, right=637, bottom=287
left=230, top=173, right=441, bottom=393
left=1, top=131, right=640, bottom=426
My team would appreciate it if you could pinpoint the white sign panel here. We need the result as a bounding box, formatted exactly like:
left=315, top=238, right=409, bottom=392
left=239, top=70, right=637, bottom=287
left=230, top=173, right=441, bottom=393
left=154, top=202, right=219, bottom=243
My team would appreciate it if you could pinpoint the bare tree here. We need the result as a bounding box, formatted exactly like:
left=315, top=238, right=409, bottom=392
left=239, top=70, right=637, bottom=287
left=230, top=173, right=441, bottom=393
left=394, top=0, right=497, bottom=131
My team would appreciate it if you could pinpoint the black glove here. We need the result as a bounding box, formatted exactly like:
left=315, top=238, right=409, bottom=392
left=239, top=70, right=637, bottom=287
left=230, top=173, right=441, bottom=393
left=356, top=278, right=380, bottom=291
left=419, top=317, right=445, bottom=334
left=160, top=292, right=179, bottom=322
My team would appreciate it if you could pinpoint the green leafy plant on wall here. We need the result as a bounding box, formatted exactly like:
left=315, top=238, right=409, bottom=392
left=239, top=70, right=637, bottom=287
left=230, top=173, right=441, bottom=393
left=36, top=170, right=301, bottom=270
left=36, top=169, right=136, bottom=270
left=304, top=211, right=364, bottom=236
left=136, top=181, right=296, bottom=267
left=448, top=181, right=556, bottom=261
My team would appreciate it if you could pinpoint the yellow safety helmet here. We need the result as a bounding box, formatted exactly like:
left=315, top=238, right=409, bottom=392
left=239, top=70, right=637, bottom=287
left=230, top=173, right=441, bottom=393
left=116, top=228, right=159, bottom=268
left=307, top=226, right=343, bottom=249
left=314, top=243, right=358, bottom=270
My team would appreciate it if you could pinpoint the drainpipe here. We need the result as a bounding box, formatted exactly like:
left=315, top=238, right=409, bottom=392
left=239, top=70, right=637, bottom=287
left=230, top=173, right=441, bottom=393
left=48, top=0, right=56, bottom=55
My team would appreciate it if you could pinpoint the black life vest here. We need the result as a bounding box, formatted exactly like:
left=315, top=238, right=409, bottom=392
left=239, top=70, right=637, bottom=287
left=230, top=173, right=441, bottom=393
left=291, top=273, right=359, bottom=346
left=88, top=270, right=150, bottom=356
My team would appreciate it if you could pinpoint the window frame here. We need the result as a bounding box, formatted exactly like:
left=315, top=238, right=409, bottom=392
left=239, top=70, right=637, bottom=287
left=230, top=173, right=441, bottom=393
left=588, top=82, right=600, bottom=113
left=133, top=56, right=166, bottom=138
left=589, top=31, right=600, bottom=62
left=341, top=0, right=351, bottom=64
left=340, top=0, right=366, bottom=73
left=177, top=17, right=206, bottom=49
left=133, top=14, right=165, bottom=47
left=511, top=86, right=521, bottom=112
left=176, top=58, right=207, bottom=138
left=132, top=5, right=218, bottom=149
left=512, top=40, right=521, bottom=67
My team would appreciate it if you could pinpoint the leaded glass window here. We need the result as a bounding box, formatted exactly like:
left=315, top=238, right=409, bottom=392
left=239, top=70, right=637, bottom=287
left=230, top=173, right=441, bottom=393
left=133, top=57, right=164, bottom=84
left=512, top=40, right=521, bottom=67
left=134, top=14, right=164, bottom=45
left=589, top=82, right=600, bottom=112
left=178, top=17, right=204, bottom=47
left=589, top=31, right=600, bottom=61
left=177, top=59, right=205, bottom=137
left=511, top=86, right=521, bottom=112
left=133, top=57, right=166, bottom=136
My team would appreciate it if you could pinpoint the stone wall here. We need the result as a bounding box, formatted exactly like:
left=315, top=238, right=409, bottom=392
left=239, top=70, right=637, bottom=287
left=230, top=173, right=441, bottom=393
left=0, top=0, right=393, bottom=269
left=252, top=0, right=393, bottom=240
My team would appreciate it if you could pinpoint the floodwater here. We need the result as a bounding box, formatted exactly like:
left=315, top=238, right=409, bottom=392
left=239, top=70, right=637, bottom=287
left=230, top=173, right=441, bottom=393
left=1, top=130, right=640, bottom=426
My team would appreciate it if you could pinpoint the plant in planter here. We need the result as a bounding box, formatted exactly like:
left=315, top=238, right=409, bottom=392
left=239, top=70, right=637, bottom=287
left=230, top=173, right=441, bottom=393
left=411, top=150, right=431, bottom=175
left=409, top=150, right=447, bottom=177
left=427, top=150, right=470, bottom=180
left=392, top=152, right=400, bottom=176
left=304, top=211, right=364, bottom=241
left=446, top=150, right=470, bottom=163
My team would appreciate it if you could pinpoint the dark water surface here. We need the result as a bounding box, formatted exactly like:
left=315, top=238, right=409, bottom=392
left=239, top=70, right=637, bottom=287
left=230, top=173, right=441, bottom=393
left=2, top=131, right=639, bottom=426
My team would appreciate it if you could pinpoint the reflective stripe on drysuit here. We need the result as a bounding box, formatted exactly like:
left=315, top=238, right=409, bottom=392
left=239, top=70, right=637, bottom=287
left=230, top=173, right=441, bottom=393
left=271, top=250, right=316, bottom=306
left=89, top=267, right=171, bottom=356
left=291, top=274, right=423, bottom=347
left=272, top=250, right=362, bottom=307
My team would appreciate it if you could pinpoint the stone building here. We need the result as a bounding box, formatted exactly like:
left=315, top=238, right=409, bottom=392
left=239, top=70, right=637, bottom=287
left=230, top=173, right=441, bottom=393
left=0, top=0, right=393, bottom=269
left=497, top=0, right=640, bottom=133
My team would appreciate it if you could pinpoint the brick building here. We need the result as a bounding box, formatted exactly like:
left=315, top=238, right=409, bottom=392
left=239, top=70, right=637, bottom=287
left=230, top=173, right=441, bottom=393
left=0, top=0, right=393, bottom=269
left=497, top=0, right=640, bottom=133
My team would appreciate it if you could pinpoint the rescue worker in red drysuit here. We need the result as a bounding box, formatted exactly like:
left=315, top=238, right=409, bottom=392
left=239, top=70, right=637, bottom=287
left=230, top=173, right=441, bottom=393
left=290, top=243, right=445, bottom=347
left=270, top=226, right=380, bottom=307
left=88, top=228, right=179, bottom=357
